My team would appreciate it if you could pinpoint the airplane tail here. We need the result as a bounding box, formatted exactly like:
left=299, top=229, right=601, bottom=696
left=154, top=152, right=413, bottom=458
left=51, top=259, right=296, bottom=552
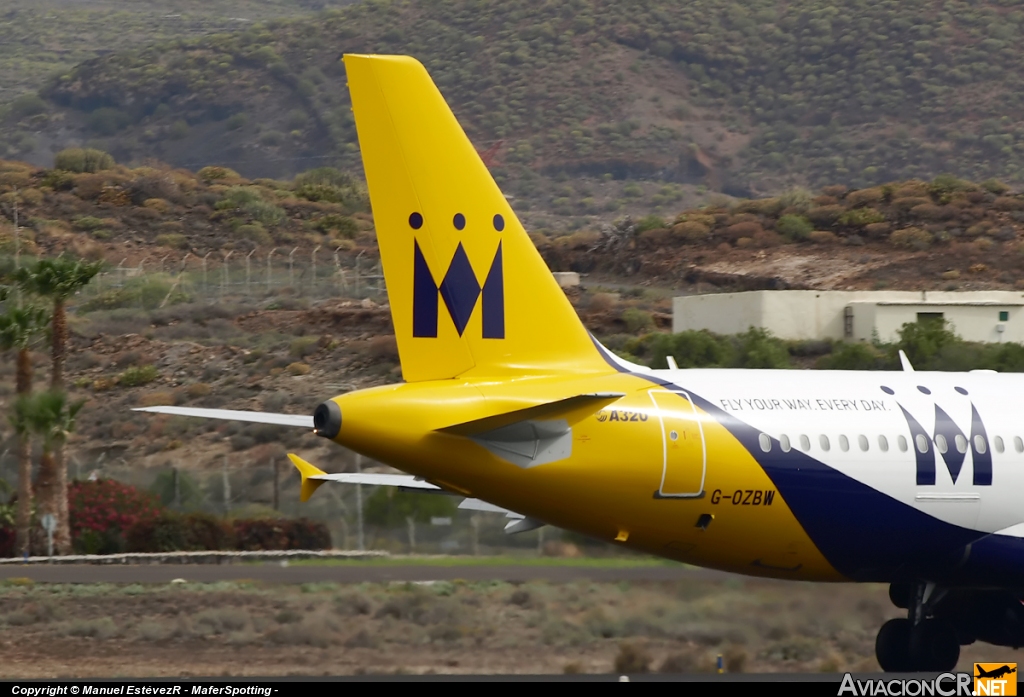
left=344, top=55, right=611, bottom=382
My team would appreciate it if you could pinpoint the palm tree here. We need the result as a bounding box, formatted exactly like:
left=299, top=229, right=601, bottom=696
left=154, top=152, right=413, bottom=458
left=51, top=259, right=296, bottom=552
left=14, top=391, right=84, bottom=555
left=15, top=257, right=101, bottom=554
left=0, top=304, right=50, bottom=556
left=14, top=256, right=102, bottom=390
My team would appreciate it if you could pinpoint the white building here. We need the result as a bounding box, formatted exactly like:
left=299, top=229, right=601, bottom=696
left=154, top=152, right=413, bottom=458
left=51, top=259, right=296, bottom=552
left=672, top=290, right=1024, bottom=344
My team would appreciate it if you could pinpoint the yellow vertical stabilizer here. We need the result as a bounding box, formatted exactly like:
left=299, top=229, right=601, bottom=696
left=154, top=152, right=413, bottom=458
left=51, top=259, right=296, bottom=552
left=344, top=54, right=610, bottom=382
left=288, top=453, right=326, bottom=503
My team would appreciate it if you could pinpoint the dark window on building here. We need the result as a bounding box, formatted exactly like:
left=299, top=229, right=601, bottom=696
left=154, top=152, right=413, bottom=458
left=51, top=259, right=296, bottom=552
left=917, top=312, right=944, bottom=325
left=1000, top=311, right=1009, bottom=322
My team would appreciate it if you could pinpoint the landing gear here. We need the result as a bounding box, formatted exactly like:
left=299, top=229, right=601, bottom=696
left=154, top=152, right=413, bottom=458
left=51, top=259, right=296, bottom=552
left=875, top=583, right=960, bottom=672
left=876, top=618, right=912, bottom=671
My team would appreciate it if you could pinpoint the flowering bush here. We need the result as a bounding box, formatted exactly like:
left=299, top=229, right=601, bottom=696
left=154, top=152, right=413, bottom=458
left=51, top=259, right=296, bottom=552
left=69, top=479, right=162, bottom=554
left=0, top=526, right=14, bottom=557
left=233, top=519, right=331, bottom=551
left=126, top=512, right=235, bottom=553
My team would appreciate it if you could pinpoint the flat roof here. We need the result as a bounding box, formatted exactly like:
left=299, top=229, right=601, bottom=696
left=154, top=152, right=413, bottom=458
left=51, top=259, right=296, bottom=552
left=862, top=302, right=1024, bottom=307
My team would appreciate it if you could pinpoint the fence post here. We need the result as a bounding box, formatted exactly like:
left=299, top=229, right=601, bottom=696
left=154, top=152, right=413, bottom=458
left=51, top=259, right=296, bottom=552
left=312, top=245, right=321, bottom=294
left=355, top=250, right=365, bottom=296
left=222, top=456, right=231, bottom=514
left=355, top=453, right=364, bottom=551
left=272, top=458, right=279, bottom=512
left=246, top=249, right=255, bottom=296
left=221, top=251, right=233, bottom=300
left=202, top=252, right=211, bottom=296
left=267, top=248, right=278, bottom=292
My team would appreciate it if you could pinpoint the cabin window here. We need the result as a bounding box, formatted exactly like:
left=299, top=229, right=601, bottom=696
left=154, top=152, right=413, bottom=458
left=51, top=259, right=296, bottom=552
left=819, top=435, right=831, bottom=452
left=1016, top=436, right=1024, bottom=453
left=878, top=435, right=889, bottom=452
left=898, top=435, right=908, bottom=452
left=955, top=435, right=968, bottom=454
left=1000, top=311, right=1009, bottom=322
left=934, top=434, right=948, bottom=454
left=780, top=434, right=791, bottom=452
left=995, top=436, right=1005, bottom=453
left=858, top=435, right=869, bottom=452
left=915, top=434, right=930, bottom=454
left=974, top=435, right=987, bottom=455
left=839, top=435, right=849, bottom=452
left=799, top=435, right=811, bottom=451
left=759, top=433, right=772, bottom=452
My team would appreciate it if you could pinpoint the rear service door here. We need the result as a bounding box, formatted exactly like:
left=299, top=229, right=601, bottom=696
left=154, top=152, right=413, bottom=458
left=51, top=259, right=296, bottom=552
left=649, top=389, right=707, bottom=498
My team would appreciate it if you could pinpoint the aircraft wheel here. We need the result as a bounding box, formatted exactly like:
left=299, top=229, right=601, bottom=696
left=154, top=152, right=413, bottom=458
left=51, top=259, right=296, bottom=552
left=910, top=619, right=960, bottom=672
left=876, top=618, right=912, bottom=672
left=889, top=583, right=911, bottom=609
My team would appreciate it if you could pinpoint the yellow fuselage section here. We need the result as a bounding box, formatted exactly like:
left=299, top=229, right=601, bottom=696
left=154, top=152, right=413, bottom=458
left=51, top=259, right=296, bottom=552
left=326, top=372, right=843, bottom=582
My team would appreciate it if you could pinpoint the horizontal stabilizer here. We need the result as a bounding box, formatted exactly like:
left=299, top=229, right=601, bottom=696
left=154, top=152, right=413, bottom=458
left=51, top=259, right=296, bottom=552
left=289, top=455, right=527, bottom=519
left=438, top=392, right=623, bottom=437
left=457, top=498, right=522, bottom=518
left=308, top=472, right=442, bottom=492
left=134, top=406, right=313, bottom=428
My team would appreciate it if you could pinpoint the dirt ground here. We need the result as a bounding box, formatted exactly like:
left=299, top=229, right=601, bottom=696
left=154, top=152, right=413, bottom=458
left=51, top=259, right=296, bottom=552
left=0, top=577, right=1020, bottom=677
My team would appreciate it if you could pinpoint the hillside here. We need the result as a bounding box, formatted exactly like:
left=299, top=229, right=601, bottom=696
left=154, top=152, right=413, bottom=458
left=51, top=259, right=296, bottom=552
left=4, top=152, right=1024, bottom=538
left=5, top=0, right=1024, bottom=222
left=0, top=1, right=356, bottom=114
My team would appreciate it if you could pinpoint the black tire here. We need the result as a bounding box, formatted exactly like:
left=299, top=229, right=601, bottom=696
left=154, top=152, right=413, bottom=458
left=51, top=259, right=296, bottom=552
left=876, top=618, right=912, bottom=672
left=889, top=583, right=911, bottom=609
left=910, top=619, right=960, bottom=672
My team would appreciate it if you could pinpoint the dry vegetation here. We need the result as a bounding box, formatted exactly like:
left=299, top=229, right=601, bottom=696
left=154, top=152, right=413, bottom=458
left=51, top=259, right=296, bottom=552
left=0, top=575, right=998, bottom=677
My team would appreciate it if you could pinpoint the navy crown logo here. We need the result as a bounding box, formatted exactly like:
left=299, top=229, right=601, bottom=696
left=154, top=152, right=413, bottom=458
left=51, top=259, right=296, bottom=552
left=412, top=240, right=504, bottom=339
left=886, top=385, right=992, bottom=486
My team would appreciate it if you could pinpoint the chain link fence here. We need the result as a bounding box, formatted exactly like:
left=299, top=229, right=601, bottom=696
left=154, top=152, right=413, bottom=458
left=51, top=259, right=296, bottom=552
left=79, top=248, right=387, bottom=308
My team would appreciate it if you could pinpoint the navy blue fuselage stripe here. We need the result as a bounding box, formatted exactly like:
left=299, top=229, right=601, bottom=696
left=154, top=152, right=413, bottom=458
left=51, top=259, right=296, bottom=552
left=899, top=404, right=935, bottom=486
left=971, top=403, right=993, bottom=486
left=413, top=240, right=504, bottom=338
left=586, top=337, right=984, bottom=582
left=933, top=405, right=967, bottom=483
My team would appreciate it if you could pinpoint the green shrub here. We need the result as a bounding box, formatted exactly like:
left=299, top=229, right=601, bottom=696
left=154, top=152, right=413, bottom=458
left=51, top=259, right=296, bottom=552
left=890, top=227, right=932, bottom=249
left=86, top=108, right=130, bottom=136
left=155, top=233, right=189, bottom=249
left=217, top=187, right=286, bottom=227
left=197, top=166, right=240, bottom=182
left=9, top=93, right=47, bottom=119
left=236, top=223, right=272, bottom=245
left=80, top=274, right=188, bottom=311
left=634, top=215, right=666, bottom=234
left=622, top=308, right=654, bottom=333
left=312, top=214, right=358, bottom=238
left=805, top=205, right=843, bottom=227
left=225, top=113, right=248, bottom=131
left=168, top=120, right=189, bottom=140
left=54, top=148, right=115, bottom=173
left=650, top=330, right=731, bottom=369
left=119, top=365, right=159, bottom=387
left=838, top=208, right=886, bottom=227
left=74, top=216, right=106, bottom=231
left=672, top=221, right=710, bottom=243
left=817, top=343, right=888, bottom=370
left=731, top=327, right=789, bottom=369
left=775, top=214, right=813, bottom=240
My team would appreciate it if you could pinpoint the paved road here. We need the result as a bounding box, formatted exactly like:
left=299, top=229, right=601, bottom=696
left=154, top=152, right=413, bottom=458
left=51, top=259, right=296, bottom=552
left=0, top=563, right=747, bottom=584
